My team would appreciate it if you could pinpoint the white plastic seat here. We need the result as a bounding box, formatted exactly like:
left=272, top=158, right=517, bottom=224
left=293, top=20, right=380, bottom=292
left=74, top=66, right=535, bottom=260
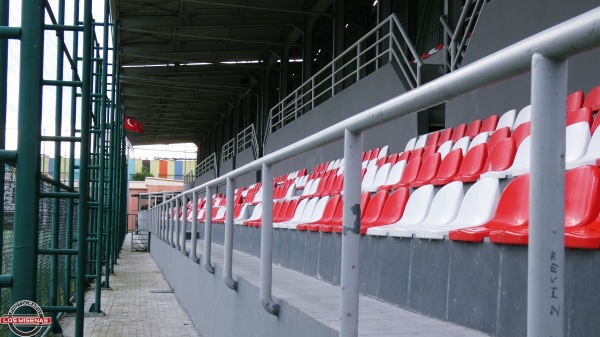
left=468, top=132, right=489, bottom=151
left=233, top=204, right=250, bottom=222
left=514, top=105, right=531, bottom=129
left=296, top=175, right=308, bottom=188
left=452, top=136, right=471, bottom=155
left=481, top=136, right=531, bottom=179
left=281, top=196, right=330, bottom=230
left=415, top=177, right=501, bottom=240
left=364, top=163, right=391, bottom=192
left=566, top=126, right=600, bottom=169
left=278, top=197, right=320, bottom=229
left=332, top=158, right=342, bottom=169
left=565, top=122, right=591, bottom=163
left=378, top=145, right=389, bottom=159
left=283, top=183, right=297, bottom=199
left=274, top=198, right=308, bottom=228
left=361, top=165, right=378, bottom=192
left=382, top=160, right=407, bottom=187
left=361, top=160, right=369, bottom=169
left=290, top=179, right=316, bottom=200
left=389, top=181, right=464, bottom=238
left=414, top=134, right=428, bottom=149
left=326, top=160, right=336, bottom=171
left=212, top=206, right=227, bottom=222
left=366, top=185, right=435, bottom=237
left=437, top=140, right=453, bottom=159
left=196, top=209, right=206, bottom=221
left=405, top=137, right=417, bottom=151
left=235, top=203, right=262, bottom=225
left=496, top=109, right=516, bottom=131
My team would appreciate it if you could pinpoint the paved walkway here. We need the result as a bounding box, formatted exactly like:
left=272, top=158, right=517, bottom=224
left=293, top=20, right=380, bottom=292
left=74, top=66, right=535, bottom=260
left=60, top=234, right=201, bottom=337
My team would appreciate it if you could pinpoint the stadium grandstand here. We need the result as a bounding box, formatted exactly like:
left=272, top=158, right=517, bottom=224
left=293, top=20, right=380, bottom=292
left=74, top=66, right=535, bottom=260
left=1, top=0, right=600, bottom=336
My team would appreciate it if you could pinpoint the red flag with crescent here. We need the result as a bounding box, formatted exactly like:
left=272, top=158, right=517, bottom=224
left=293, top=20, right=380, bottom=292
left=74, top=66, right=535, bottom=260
left=124, top=116, right=144, bottom=133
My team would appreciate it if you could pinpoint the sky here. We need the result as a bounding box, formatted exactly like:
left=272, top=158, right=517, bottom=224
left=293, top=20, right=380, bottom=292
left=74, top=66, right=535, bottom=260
left=5, top=0, right=197, bottom=161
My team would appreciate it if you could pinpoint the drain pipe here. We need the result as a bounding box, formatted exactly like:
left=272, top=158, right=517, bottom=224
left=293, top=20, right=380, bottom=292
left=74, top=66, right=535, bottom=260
left=260, top=163, right=279, bottom=315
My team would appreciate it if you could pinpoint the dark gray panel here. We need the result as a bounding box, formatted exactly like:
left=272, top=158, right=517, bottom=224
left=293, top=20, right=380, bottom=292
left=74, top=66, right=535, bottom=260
left=331, top=233, right=343, bottom=286
left=376, top=236, right=412, bottom=307
left=447, top=242, right=501, bottom=334
left=407, top=238, right=451, bottom=319
left=290, top=231, right=307, bottom=272
left=318, top=233, right=338, bottom=284
left=496, top=245, right=528, bottom=337
left=280, top=229, right=294, bottom=268
left=303, top=232, right=321, bottom=277
left=566, top=249, right=600, bottom=337
left=273, top=228, right=284, bottom=265
left=359, top=235, right=382, bottom=297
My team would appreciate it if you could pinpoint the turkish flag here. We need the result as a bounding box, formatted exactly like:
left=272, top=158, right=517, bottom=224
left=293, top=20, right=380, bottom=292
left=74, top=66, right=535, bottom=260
left=124, top=116, right=144, bottom=133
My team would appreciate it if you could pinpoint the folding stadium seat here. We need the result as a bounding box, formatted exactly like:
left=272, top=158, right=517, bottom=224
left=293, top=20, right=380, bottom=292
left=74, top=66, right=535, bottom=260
left=282, top=183, right=296, bottom=199
left=387, top=153, right=399, bottom=165
left=511, top=121, right=531, bottom=148
left=377, top=160, right=407, bottom=191
left=212, top=207, right=227, bottom=223
left=366, top=184, right=435, bottom=237
left=416, top=177, right=501, bottom=240
left=306, top=175, right=333, bottom=199
left=388, top=157, right=421, bottom=189
left=566, top=107, right=592, bottom=127
left=458, top=138, right=516, bottom=183
left=379, top=145, right=389, bottom=158
left=481, top=136, right=530, bottom=179
left=332, top=191, right=388, bottom=234
left=438, top=128, right=453, bottom=146
left=276, top=197, right=318, bottom=229
left=197, top=209, right=206, bottom=222
left=376, top=157, right=387, bottom=168
left=480, top=115, right=499, bottom=133
left=452, top=144, right=487, bottom=182
left=465, top=119, right=482, bottom=139
left=566, top=126, right=600, bottom=169
left=430, top=149, right=463, bottom=186
left=273, top=201, right=292, bottom=223
left=414, top=135, right=428, bottom=149
left=281, top=196, right=331, bottom=230
left=452, top=136, right=470, bottom=155
left=275, top=199, right=299, bottom=224
left=421, top=145, right=437, bottom=159
left=361, top=165, right=379, bottom=192
left=514, top=105, right=531, bottom=129
left=487, top=127, right=510, bottom=153
left=490, top=165, right=600, bottom=245
left=566, top=122, right=591, bottom=163
left=364, top=163, right=392, bottom=192
left=236, top=203, right=262, bottom=225
left=450, top=123, right=467, bottom=142
left=319, top=193, right=370, bottom=233
left=404, top=137, right=417, bottom=151
left=326, top=174, right=344, bottom=196
left=468, top=132, right=489, bottom=151
left=409, top=153, right=441, bottom=188
left=250, top=188, right=263, bottom=205
left=436, top=140, right=453, bottom=159
left=567, top=90, right=584, bottom=112
left=389, top=181, right=464, bottom=238
left=398, top=151, right=410, bottom=162
left=449, top=174, right=529, bottom=242
left=496, top=109, right=517, bottom=131
left=409, top=148, right=424, bottom=161
left=360, top=188, right=410, bottom=234
left=425, top=131, right=440, bottom=148
left=297, top=195, right=341, bottom=231
left=296, top=178, right=318, bottom=199
left=370, top=148, right=381, bottom=160
left=583, top=84, right=600, bottom=111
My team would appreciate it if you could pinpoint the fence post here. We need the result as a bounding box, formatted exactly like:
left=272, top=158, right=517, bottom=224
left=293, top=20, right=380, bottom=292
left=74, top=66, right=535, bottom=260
left=204, top=186, right=214, bottom=273
left=224, top=178, right=237, bottom=290
left=181, top=194, right=189, bottom=256
left=260, top=163, right=279, bottom=315
left=191, top=191, right=200, bottom=263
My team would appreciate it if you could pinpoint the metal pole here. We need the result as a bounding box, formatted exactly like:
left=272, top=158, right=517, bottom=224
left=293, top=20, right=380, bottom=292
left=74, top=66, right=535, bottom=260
left=204, top=186, right=214, bottom=273
left=169, top=200, right=175, bottom=247
left=12, top=0, right=44, bottom=334
left=260, top=163, right=279, bottom=315
left=528, top=53, right=566, bottom=337
left=340, top=129, right=362, bottom=337
left=191, top=191, right=200, bottom=263
left=0, top=0, right=8, bottom=314
left=223, top=178, right=237, bottom=290
left=181, top=195, right=189, bottom=256
left=175, top=197, right=181, bottom=250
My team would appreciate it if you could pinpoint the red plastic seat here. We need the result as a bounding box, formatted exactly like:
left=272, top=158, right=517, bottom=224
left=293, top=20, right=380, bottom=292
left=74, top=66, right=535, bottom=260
left=438, top=128, right=453, bottom=146
left=389, top=157, right=421, bottom=189
left=511, top=121, right=531, bottom=148
left=409, top=153, right=442, bottom=188
left=425, top=131, right=440, bottom=148
left=333, top=191, right=388, bottom=234
left=273, top=201, right=291, bottom=223
left=451, top=123, right=467, bottom=142
left=319, top=192, right=370, bottom=233
left=487, top=127, right=510, bottom=153
left=464, top=138, right=517, bottom=182
left=592, top=111, right=600, bottom=135
left=297, top=195, right=341, bottom=231
left=465, top=119, right=482, bottom=139
left=430, top=149, right=464, bottom=186
left=583, top=84, right=600, bottom=111
left=387, top=153, right=399, bottom=165
left=421, top=145, right=437, bottom=160
left=362, top=188, right=410, bottom=232
left=376, top=156, right=387, bottom=168
left=370, top=148, right=380, bottom=160
left=566, top=107, right=593, bottom=127
left=453, top=144, right=488, bottom=183
left=311, top=199, right=343, bottom=232
left=491, top=166, right=600, bottom=245
left=567, top=90, right=584, bottom=112
left=449, top=174, right=530, bottom=242
left=480, top=115, right=499, bottom=133
left=277, top=199, right=300, bottom=224
left=312, top=174, right=336, bottom=198
left=398, top=151, right=410, bottom=162
left=408, top=148, right=424, bottom=161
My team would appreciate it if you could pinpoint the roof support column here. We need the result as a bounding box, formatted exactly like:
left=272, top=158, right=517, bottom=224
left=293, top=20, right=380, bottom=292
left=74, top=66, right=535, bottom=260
left=302, top=18, right=315, bottom=83
left=279, top=47, right=290, bottom=101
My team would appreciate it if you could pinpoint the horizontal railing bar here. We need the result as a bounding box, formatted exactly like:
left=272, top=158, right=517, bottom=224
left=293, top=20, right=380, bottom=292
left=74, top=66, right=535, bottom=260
left=38, top=248, right=79, bottom=255
left=0, top=150, right=17, bottom=162
left=0, top=26, right=21, bottom=39
left=40, top=192, right=80, bottom=199
left=44, top=24, right=84, bottom=31
left=40, top=135, right=81, bottom=142
left=42, top=80, right=83, bottom=87
left=165, top=7, right=600, bottom=201
left=41, top=306, right=77, bottom=313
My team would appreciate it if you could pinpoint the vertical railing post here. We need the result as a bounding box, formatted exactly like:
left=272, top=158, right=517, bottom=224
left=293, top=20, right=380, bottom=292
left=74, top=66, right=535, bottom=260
left=340, top=129, right=362, bottom=337
left=204, top=187, right=214, bottom=273
left=356, top=43, right=361, bottom=82
left=311, top=77, right=315, bottom=109
left=223, top=178, right=237, bottom=290
left=191, top=191, right=200, bottom=263
left=175, top=197, right=181, bottom=250
left=169, top=200, right=175, bottom=248
left=181, top=194, right=189, bottom=256
left=260, top=163, right=279, bottom=315
left=528, top=53, right=566, bottom=337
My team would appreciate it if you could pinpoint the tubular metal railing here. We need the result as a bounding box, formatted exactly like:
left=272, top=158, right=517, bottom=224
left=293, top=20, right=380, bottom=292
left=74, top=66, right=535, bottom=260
left=143, top=8, right=600, bottom=337
left=193, top=152, right=218, bottom=178
left=265, top=14, right=422, bottom=140
left=237, top=124, right=259, bottom=158
left=221, top=138, right=236, bottom=162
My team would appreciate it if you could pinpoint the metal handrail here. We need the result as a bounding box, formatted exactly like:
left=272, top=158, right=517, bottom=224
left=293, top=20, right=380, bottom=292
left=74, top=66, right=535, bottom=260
left=221, top=138, right=236, bottom=162
left=265, top=13, right=422, bottom=141
left=146, top=7, right=600, bottom=336
left=193, top=152, right=218, bottom=178
left=237, top=124, right=259, bottom=158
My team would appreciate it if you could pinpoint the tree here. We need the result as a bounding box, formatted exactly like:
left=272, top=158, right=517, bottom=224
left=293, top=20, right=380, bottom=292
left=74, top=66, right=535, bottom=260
left=132, top=166, right=153, bottom=181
